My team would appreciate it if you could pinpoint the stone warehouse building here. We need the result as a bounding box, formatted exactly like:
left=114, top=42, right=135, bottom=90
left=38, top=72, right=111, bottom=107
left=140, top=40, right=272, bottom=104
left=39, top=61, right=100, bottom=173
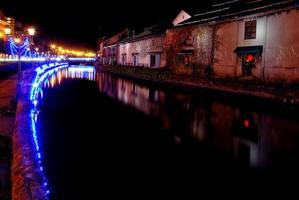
left=99, top=23, right=169, bottom=68
left=118, top=23, right=168, bottom=68
left=98, top=28, right=129, bottom=65
left=172, top=0, right=299, bottom=81
left=99, top=0, right=299, bottom=82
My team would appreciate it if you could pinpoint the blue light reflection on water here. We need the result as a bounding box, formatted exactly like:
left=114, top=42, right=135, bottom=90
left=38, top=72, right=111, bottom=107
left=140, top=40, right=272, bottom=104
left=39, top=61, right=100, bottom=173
left=29, top=64, right=96, bottom=198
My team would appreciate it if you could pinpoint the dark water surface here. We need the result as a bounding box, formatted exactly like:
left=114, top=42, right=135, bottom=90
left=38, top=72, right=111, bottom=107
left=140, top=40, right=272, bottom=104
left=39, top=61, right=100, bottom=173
left=38, top=66, right=299, bottom=199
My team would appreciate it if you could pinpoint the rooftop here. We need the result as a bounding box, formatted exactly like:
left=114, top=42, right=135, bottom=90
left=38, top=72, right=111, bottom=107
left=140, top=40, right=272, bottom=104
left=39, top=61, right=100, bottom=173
left=119, top=21, right=171, bottom=44
left=177, top=0, right=297, bottom=26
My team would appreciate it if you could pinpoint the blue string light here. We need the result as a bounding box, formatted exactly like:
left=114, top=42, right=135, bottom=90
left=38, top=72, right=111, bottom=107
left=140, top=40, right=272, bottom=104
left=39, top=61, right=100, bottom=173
left=29, top=62, right=69, bottom=199
left=8, top=37, right=31, bottom=57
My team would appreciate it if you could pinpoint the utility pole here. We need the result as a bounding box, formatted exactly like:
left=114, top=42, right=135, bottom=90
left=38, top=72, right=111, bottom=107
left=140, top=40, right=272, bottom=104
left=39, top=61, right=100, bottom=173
left=17, top=47, right=22, bottom=80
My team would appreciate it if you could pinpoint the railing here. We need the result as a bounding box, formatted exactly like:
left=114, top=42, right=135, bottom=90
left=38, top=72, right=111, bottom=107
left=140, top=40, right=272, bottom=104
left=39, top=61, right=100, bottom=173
left=0, top=57, right=96, bottom=63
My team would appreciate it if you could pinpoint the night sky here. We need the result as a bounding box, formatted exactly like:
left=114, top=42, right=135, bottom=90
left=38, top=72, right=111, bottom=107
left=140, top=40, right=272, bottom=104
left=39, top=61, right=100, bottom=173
left=0, top=0, right=213, bottom=50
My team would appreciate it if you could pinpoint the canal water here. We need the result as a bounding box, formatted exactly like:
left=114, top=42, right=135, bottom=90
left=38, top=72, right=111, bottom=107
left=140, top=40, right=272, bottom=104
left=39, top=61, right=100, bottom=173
left=37, top=65, right=299, bottom=198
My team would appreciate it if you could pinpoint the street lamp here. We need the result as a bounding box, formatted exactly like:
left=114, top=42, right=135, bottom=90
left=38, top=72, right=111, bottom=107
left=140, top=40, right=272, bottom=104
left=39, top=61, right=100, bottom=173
left=27, top=27, right=35, bottom=36
left=14, top=37, right=23, bottom=81
left=27, top=27, right=35, bottom=53
left=4, top=27, right=11, bottom=36
left=14, top=38, right=21, bottom=44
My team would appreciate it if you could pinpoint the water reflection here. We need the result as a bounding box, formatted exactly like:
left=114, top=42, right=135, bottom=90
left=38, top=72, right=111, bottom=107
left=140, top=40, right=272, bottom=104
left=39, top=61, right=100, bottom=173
left=96, top=72, right=299, bottom=170
left=42, top=66, right=96, bottom=89
left=41, top=66, right=299, bottom=170
left=97, top=73, right=165, bottom=117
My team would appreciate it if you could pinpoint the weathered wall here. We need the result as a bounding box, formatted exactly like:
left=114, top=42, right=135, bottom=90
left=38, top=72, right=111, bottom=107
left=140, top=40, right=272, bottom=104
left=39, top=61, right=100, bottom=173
left=213, top=21, right=239, bottom=77
left=118, top=36, right=166, bottom=68
left=172, top=10, right=192, bottom=26
left=265, top=9, right=299, bottom=82
left=165, top=24, right=213, bottom=75
left=213, top=8, right=299, bottom=82
left=214, top=16, right=267, bottom=78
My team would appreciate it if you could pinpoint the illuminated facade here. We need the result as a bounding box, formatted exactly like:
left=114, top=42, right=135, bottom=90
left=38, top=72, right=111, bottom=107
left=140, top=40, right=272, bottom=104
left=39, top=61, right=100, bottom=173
left=0, top=19, right=6, bottom=39
left=5, top=17, right=15, bottom=36
left=99, top=0, right=299, bottom=82
left=169, top=0, right=299, bottom=82
left=98, top=28, right=129, bottom=65
left=0, top=14, right=7, bottom=53
left=99, top=24, right=168, bottom=68
left=0, top=17, right=14, bottom=39
left=118, top=24, right=167, bottom=68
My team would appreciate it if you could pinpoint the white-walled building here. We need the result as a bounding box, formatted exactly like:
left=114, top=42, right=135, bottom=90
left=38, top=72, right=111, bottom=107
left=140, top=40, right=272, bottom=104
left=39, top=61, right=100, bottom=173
left=170, top=0, right=299, bottom=82
left=118, top=24, right=168, bottom=68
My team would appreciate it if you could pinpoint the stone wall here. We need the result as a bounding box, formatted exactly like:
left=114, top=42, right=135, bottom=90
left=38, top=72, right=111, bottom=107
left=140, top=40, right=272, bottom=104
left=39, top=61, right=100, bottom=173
left=264, top=9, right=299, bottom=82
left=118, top=36, right=166, bottom=68
left=12, top=68, right=52, bottom=200
left=165, top=24, right=214, bottom=75
left=213, top=8, right=299, bottom=82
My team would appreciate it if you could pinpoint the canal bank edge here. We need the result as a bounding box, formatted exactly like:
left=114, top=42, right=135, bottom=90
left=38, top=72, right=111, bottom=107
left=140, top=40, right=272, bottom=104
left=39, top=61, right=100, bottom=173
left=97, top=65, right=299, bottom=106
left=12, top=68, right=47, bottom=200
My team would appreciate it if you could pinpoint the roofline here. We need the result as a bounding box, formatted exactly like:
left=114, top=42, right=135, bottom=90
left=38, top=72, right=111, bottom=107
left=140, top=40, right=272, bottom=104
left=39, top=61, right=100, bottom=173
left=119, top=33, right=165, bottom=44
left=174, top=4, right=298, bottom=28
left=102, top=33, right=166, bottom=48
left=101, top=28, right=129, bottom=43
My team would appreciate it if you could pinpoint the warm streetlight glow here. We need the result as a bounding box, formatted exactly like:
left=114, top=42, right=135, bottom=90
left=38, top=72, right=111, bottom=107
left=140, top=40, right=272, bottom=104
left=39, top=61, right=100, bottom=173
left=35, top=48, right=39, bottom=51
left=0, top=32, right=3, bottom=38
left=49, top=43, right=96, bottom=57
left=14, top=38, right=21, bottom=44
left=28, top=27, right=35, bottom=36
left=4, top=27, right=11, bottom=35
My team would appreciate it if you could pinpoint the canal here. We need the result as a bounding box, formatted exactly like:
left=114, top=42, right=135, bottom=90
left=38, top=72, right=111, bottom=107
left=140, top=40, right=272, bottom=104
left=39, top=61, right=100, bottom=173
left=36, top=65, right=299, bottom=198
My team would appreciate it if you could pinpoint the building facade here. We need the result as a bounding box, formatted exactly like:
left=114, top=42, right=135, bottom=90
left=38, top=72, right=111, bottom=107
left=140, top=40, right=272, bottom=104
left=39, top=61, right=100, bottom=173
left=170, top=0, right=299, bottom=82
left=99, top=0, right=299, bottom=82
left=98, top=28, right=129, bottom=65
left=0, top=19, right=6, bottom=39
left=5, top=17, right=15, bottom=36
left=118, top=31, right=166, bottom=68
left=0, top=12, right=8, bottom=53
left=213, top=8, right=299, bottom=82
left=99, top=24, right=168, bottom=68
left=165, top=24, right=213, bottom=75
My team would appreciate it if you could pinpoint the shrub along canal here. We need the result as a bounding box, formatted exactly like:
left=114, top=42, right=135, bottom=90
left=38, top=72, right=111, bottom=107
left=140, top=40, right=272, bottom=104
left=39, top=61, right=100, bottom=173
left=33, top=65, right=299, bottom=198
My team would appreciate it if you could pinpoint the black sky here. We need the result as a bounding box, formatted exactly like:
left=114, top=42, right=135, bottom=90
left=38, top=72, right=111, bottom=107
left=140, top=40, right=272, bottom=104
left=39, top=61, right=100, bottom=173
left=0, top=0, right=213, bottom=50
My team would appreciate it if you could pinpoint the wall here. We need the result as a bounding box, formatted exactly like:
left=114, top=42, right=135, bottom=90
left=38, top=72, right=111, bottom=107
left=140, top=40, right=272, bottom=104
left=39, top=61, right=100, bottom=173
left=165, top=24, right=214, bottom=75
left=213, top=21, right=238, bottom=77
left=0, top=19, right=7, bottom=39
left=213, top=16, right=267, bottom=78
left=118, top=35, right=166, bottom=68
left=103, top=45, right=119, bottom=65
left=265, top=9, right=299, bottom=82
left=213, top=8, right=299, bottom=82
left=172, top=10, right=192, bottom=26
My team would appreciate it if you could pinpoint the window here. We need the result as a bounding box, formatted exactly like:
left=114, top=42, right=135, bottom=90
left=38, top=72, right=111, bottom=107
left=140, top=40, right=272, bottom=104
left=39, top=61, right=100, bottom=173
left=244, top=20, right=257, bottom=40
left=184, top=55, right=191, bottom=67
left=132, top=54, right=139, bottom=66
left=150, top=55, right=156, bottom=67
left=122, top=54, right=126, bottom=65
left=150, top=54, right=161, bottom=68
